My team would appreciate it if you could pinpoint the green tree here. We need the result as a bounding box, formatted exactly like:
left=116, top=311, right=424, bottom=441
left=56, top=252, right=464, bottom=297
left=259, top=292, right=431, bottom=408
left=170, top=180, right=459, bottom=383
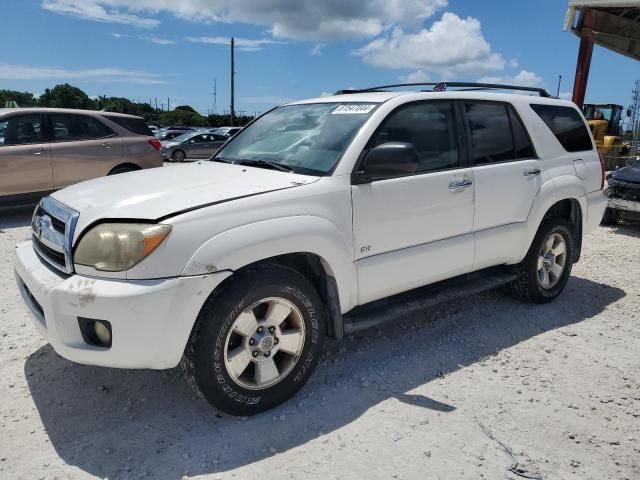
left=38, top=83, right=95, bottom=109
left=0, top=90, right=38, bottom=107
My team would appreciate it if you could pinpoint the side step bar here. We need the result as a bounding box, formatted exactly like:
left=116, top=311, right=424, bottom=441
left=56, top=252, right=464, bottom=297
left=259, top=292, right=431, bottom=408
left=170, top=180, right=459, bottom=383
left=342, top=267, right=518, bottom=335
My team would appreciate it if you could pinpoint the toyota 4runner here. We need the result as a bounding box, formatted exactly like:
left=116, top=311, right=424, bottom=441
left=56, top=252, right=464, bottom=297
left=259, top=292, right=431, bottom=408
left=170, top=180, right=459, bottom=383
left=14, top=83, right=607, bottom=415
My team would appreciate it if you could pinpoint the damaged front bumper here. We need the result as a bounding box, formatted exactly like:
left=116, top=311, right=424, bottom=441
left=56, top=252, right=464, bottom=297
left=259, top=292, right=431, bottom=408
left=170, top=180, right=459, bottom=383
left=14, top=241, right=230, bottom=369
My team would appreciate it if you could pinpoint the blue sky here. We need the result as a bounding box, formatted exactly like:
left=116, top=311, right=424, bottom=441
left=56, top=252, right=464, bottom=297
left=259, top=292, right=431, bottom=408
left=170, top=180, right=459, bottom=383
left=1, top=0, right=638, bottom=115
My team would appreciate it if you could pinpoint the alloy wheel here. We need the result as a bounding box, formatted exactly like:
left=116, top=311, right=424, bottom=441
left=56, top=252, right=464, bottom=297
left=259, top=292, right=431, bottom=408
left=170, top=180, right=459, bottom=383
left=223, top=297, right=305, bottom=390
left=536, top=232, right=567, bottom=289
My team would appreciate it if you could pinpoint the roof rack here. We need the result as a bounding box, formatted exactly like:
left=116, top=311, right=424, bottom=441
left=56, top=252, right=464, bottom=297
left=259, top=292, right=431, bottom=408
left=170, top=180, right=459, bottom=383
left=334, top=82, right=553, bottom=98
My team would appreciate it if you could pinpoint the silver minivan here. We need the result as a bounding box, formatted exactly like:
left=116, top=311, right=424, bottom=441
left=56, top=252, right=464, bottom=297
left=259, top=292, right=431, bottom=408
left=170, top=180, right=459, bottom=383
left=0, top=108, right=163, bottom=205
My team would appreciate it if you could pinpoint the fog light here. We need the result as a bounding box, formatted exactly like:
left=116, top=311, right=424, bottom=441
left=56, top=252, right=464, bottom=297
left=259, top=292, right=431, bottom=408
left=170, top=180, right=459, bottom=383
left=94, top=321, right=111, bottom=345
left=78, top=318, right=112, bottom=348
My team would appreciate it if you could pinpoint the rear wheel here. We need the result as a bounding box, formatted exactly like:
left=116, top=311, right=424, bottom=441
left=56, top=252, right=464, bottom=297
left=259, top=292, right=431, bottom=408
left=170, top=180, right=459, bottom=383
left=181, top=265, right=325, bottom=416
left=171, top=150, right=186, bottom=162
left=509, top=219, right=574, bottom=304
left=108, top=165, right=139, bottom=175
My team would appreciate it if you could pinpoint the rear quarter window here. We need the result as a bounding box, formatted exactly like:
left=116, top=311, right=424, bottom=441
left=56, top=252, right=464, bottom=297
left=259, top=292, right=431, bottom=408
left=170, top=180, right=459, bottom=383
left=101, top=115, right=152, bottom=136
left=530, top=104, right=593, bottom=152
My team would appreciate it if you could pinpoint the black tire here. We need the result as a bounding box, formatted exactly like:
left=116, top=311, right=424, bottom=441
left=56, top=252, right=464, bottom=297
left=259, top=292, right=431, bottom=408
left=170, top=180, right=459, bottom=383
left=181, top=265, right=326, bottom=416
left=509, top=218, right=574, bottom=304
left=108, top=165, right=139, bottom=175
left=600, top=208, right=618, bottom=226
left=171, top=150, right=186, bottom=162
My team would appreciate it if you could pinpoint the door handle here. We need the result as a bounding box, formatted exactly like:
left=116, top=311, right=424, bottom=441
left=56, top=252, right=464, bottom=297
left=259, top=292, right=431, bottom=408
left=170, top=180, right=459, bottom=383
left=31, top=148, right=46, bottom=155
left=523, top=168, right=541, bottom=177
left=101, top=143, right=112, bottom=149
left=448, top=178, right=473, bottom=192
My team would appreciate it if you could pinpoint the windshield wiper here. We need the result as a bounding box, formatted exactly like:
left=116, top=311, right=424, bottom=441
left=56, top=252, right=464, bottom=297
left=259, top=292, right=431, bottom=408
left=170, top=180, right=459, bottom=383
left=235, top=159, right=293, bottom=172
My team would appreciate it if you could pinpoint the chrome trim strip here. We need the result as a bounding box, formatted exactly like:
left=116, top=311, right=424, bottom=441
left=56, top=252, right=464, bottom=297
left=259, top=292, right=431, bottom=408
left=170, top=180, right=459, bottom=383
left=33, top=197, right=80, bottom=274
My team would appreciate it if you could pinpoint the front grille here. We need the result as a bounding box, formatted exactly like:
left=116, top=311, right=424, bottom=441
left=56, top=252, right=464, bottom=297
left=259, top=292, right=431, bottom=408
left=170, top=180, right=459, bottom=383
left=33, top=235, right=66, bottom=268
left=31, top=197, right=79, bottom=274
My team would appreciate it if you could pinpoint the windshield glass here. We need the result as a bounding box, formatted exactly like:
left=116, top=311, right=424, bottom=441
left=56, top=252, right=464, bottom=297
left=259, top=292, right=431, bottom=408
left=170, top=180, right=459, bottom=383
left=213, top=102, right=379, bottom=175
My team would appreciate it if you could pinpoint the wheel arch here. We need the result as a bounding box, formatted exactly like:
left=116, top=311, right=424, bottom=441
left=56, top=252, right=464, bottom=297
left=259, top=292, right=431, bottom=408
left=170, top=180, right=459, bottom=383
left=108, top=162, right=142, bottom=175
left=181, top=216, right=358, bottom=337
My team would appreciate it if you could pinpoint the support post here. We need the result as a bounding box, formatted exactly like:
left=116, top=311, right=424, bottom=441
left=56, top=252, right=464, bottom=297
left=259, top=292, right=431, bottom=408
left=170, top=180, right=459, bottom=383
left=572, top=9, right=594, bottom=108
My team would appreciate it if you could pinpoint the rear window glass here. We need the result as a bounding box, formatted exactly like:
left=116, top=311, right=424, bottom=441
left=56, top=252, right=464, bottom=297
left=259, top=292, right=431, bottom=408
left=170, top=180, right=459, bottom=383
left=530, top=104, right=593, bottom=152
left=101, top=115, right=152, bottom=136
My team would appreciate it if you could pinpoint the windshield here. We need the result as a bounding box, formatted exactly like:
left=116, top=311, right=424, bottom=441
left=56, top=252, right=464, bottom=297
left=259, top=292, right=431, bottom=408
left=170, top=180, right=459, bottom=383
left=212, top=102, right=379, bottom=175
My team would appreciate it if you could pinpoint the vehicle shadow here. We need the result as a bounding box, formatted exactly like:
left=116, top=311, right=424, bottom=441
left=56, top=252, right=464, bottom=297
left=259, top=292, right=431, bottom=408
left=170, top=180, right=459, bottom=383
left=610, top=222, right=640, bottom=238
left=0, top=205, right=34, bottom=232
left=24, top=276, right=625, bottom=479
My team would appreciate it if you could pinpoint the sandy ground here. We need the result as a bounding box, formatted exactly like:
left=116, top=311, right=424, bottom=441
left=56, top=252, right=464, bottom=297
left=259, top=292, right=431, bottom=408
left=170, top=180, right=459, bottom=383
left=0, top=203, right=639, bottom=480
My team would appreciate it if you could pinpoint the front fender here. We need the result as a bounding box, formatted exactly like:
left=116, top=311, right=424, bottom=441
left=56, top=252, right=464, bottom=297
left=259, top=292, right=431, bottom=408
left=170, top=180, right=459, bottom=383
left=182, top=216, right=358, bottom=312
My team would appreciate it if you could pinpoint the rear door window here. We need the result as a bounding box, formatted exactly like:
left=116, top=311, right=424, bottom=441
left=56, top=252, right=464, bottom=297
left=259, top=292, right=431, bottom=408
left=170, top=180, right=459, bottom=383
left=0, top=114, right=44, bottom=146
left=464, top=102, right=536, bottom=164
left=101, top=115, right=152, bottom=136
left=530, top=104, right=593, bottom=152
left=50, top=114, right=114, bottom=142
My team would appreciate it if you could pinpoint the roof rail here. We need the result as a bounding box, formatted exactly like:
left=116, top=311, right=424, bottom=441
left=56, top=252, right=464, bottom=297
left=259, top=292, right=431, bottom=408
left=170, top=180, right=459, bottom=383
left=334, top=82, right=553, bottom=98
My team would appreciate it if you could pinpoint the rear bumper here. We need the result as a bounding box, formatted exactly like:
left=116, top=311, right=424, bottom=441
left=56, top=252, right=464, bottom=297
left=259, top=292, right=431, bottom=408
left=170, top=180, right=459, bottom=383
left=14, top=241, right=230, bottom=369
left=584, top=190, right=608, bottom=233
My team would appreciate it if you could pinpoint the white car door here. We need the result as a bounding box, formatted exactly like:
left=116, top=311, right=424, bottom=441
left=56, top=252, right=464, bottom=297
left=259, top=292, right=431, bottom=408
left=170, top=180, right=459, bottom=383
left=352, top=101, right=476, bottom=305
left=463, top=101, right=546, bottom=270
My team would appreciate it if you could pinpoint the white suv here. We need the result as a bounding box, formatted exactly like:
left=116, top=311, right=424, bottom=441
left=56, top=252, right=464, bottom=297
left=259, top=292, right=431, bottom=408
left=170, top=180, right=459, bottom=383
left=14, top=83, right=607, bottom=415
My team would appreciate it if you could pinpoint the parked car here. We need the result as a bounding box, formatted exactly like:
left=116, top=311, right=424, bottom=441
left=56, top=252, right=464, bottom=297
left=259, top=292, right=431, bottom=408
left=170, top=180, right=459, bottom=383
left=14, top=84, right=607, bottom=416
left=210, top=126, right=242, bottom=137
left=601, top=158, right=640, bottom=224
left=162, top=131, right=228, bottom=162
left=0, top=108, right=162, bottom=205
left=156, top=129, right=190, bottom=142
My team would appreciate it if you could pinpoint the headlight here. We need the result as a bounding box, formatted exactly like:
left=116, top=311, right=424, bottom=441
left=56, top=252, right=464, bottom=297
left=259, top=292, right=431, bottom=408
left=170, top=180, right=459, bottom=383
left=74, top=223, right=171, bottom=272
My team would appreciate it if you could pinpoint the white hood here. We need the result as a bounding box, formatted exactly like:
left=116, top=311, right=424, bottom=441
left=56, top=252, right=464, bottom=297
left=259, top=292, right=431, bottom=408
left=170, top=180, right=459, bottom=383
left=52, top=162, right=318, bottom=236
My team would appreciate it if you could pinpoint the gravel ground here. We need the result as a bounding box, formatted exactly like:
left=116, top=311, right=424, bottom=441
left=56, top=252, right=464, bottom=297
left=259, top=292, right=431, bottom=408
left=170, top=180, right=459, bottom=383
left=0, top=204, right=638, bottom=480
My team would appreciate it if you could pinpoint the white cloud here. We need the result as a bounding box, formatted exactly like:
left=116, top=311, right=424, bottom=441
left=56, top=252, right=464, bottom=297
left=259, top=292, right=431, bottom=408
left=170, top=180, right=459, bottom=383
left=0, top=64, right=167, bottom=84
left=42, top=0, right=159, bottom=28
left=111, top=32, right=128, bottom=38
left=399, top=70, right=431, bottom=83
left=478, top=69, right=543, bottom=87
left=354, top=13, right=505, bottom=76
left=559, top=91, right=572, bottom=100
left=142, top=36, right=175, bottom=45
left=186, top=36, right=280, bottom=52
left=310, top=43, right=326, bottom=56
left=41, top=0, right=448, bottom=40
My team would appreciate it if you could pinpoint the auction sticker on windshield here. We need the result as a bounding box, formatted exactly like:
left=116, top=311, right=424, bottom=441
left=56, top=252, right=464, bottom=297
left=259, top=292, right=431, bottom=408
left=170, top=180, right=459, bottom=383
left=331, top=104, right=377, bottom=115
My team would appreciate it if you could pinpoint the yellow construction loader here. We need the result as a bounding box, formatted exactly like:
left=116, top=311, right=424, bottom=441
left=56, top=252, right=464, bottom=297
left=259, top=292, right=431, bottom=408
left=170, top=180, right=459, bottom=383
left=582, top=103, right=628, bottom=169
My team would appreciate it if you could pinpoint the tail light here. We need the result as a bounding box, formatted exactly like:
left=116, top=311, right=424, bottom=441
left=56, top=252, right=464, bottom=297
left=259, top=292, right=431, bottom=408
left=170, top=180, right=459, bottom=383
left=148, top=138, right=162, bottom=151
left=598, top=152, right=605, bottom=190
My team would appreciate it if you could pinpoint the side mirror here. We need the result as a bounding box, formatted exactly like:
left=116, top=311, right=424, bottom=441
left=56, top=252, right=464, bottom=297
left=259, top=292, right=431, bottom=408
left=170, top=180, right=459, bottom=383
left=352, top=142, right=419, bottom=185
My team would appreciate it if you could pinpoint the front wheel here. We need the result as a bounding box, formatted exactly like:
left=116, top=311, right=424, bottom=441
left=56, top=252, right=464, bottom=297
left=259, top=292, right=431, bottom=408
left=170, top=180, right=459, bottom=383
left=509, top=219, right=574, bottom=304
left=181, top=265, right=325, bottom=416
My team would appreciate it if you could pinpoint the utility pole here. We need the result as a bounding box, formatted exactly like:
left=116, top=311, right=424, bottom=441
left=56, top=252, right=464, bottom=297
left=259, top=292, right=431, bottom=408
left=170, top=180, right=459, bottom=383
left=213, top=78, right=217, bottom=114
left=556, top=75, right=562, bottom=98
left=167, top=97, right=170, bottom=111
left=230, top=37, right=235, bottom=127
